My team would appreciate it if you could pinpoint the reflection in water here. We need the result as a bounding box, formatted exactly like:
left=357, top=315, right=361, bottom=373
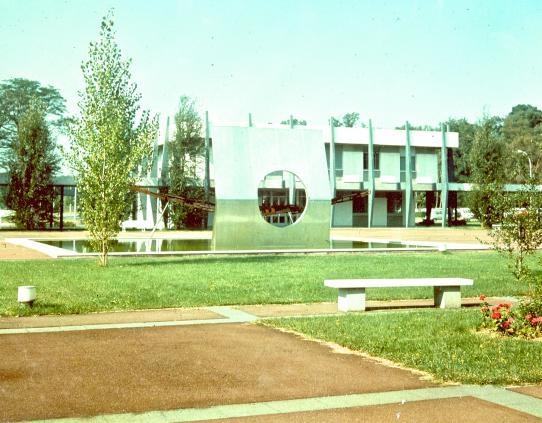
left=38, top=239, right=422, bottom=253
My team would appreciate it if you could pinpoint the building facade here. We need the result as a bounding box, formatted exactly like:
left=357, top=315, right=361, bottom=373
left=0, top=118, right=459, bottom=230
left=325, top=123, right=457, bottom=228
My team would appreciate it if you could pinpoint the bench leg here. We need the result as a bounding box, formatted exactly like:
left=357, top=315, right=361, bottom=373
left=337, top=288, right=366, bottom=312
left=434, top=286, right=461, bottom=308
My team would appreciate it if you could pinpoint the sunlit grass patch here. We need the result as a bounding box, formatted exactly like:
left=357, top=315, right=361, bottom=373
left=263, top=309, right=542, bottom=385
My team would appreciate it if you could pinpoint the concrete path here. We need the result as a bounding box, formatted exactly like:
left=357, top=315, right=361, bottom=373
left=1, top=305, right=542, bottom=423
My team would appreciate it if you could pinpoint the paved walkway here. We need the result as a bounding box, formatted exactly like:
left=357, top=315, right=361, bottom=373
left=2, top=304, right=542, bottom=422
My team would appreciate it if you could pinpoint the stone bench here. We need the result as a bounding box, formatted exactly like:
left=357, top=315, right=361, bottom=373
left=324, top=278, right=474, bottom=312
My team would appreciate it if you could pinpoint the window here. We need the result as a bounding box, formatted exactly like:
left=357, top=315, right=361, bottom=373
left=353, top=193, right=368, bottom=213
left=400, top=156, right=416, bottom=182
left=363, top=150, right=380, bottom=170
left=387, top=192, right=402, bottom=213
left=258, top=171, right=306, bottom=227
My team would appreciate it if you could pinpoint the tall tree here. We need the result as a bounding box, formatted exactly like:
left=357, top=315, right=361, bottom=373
left=444, top=118, right=477, bottom=182
left=0, top=78, right=65, bottom=225
left=4, top=100, right=60, bottom=229
left=66, top=13, right=158, bottom=266
left=467, top=116, right=506, bottom=227
left=168, top=96, right=205, bottom=229
left=0, top=78, right=65, bottom=137
left=502, top=104, right=542, bottom=182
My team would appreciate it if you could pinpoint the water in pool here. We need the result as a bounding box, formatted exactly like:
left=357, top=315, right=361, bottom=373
left=37, top=239, right=420, bottom=253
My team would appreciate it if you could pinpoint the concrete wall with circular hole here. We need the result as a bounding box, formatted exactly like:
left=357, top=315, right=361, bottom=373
left=211, top=126, right=331, bottom=250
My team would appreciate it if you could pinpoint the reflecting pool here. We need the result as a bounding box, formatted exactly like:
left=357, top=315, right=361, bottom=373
left=36, top=238, right=426, bottom=254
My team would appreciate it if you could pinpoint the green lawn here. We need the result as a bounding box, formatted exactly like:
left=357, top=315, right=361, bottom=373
left=3, top=249, right=542, bottom=385
left=263, top=309, right=542, bottom=385
left=0, top=250, right=531, bottom=316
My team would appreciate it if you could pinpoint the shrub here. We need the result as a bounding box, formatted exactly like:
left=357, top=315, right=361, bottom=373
left=479, top=295, right=542, bottom=339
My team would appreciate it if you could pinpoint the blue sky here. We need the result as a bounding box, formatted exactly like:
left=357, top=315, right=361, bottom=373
left=1, top=0, right=542, bottom=130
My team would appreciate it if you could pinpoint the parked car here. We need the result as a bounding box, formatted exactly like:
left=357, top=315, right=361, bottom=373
left=458, top=208, right=474, bottom=221
left=430, top=208, right=474, bottom=222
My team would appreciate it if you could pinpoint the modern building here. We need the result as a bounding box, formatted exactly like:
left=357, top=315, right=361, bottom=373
left=0, top=117, right=460, bottom=230
left=325, top=123, right=457, bottom=228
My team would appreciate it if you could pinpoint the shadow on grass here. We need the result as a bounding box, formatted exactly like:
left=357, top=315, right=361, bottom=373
left=8, top=301, right=67, bottom=317
left=365, top=300, right=481, bottom=312
left=109, top=254, right=311, bottom=267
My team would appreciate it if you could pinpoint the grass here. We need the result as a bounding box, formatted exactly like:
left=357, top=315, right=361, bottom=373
left=263, top=309, right=542, bottom=385
left=0, top=250, right=533, bottom=316
left=3, top=249, right=542, bottom=385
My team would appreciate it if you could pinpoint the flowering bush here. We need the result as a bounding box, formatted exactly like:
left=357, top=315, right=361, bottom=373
left=479, top=295, right=542, bottom=338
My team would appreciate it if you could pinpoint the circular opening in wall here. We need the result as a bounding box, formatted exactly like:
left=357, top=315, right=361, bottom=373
left=258, top=170, right=307, bottom=227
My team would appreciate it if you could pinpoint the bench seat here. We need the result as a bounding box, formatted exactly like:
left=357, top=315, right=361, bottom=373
left=324, top=278, right=474, bottom=312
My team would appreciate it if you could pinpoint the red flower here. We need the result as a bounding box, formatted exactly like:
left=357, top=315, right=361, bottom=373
left=502, top=321, right=510, bottom=328
left=479, top=295, right=487, bottom=301
left=492, top=312, right=501, bottom=319
left=492, top=303, right=511, bottom=313
left=531, top=317, right=542, bottom=325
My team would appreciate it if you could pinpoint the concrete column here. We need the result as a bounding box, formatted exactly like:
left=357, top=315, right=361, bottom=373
left=368, top=119, right=375, bottom=228
left=405, top=121, right=413, bottom=227
left=288, top=171, right=296, bottom=205
left=440, top=124, right=449, bottom=227
left=329, top=119, right=336, bottom=226
left=160, top=116, right=170, bottom=183
left=204, top=111, right=211, bottom=202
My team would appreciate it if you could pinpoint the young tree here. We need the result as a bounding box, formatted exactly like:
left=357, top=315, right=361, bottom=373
left=489, top=189, right=542, bottom=279
left=5, top=100, right=60, bottom=229
left=168, top=96, right=205, bottom=229
left=67, top=13, right=158, bottom=266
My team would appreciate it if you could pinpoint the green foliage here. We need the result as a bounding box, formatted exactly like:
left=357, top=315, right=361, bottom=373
left=4, top=101, right=60, bottom=229
left=280, top=116, right=307, bottom=126
left=488, top=190, right=542, bottom=279
left=484, top=186, right=542, bottom=336
left=394, top=123, right=437, bottom=131
left=480, top=297, right=542, bottom=339
left=168, top=95, right=204, bottom=229
left=468, top=116, right=506, bottom=227
left=469, top=116, right=505, bottom=183
left=0, top=78, right=66, bottom=140
left=331, top=112, right=363, bottom=128
left=0, top=79, right=65, bottom=227
left=340, top=112, right=360, bottom=127
left=502, top=104, right=542, bottom=182
left=445, top=118, right=477, bottom=182
left=66, top=13, right=158, bottom=265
